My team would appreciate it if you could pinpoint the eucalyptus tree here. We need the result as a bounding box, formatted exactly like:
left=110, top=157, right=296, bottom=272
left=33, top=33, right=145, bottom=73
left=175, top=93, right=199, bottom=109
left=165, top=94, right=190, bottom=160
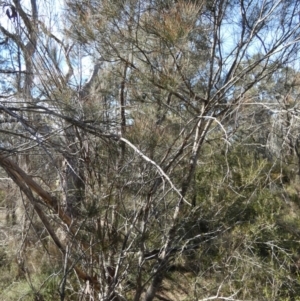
left=0, top=0, right=300, bottom=300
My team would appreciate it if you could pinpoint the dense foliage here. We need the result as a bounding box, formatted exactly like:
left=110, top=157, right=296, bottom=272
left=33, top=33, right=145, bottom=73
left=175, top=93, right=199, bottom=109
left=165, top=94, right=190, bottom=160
left=0, top=0, right=300, bottom=300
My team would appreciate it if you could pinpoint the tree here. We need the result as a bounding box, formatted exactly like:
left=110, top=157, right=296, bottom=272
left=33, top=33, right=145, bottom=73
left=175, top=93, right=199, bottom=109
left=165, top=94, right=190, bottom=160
left=1, top=0, right=300, bottom=300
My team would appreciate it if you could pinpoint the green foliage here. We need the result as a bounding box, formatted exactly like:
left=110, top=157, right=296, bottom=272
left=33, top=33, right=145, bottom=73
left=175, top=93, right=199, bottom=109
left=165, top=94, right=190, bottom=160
left=0, top=274, right=61, bottom=301
left=181, top=143, right=300, bottom=299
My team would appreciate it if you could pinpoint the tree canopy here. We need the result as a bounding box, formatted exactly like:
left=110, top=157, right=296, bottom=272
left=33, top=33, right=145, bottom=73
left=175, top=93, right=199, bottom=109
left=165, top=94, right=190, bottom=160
left=1, top=0, right=300, bottom=300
